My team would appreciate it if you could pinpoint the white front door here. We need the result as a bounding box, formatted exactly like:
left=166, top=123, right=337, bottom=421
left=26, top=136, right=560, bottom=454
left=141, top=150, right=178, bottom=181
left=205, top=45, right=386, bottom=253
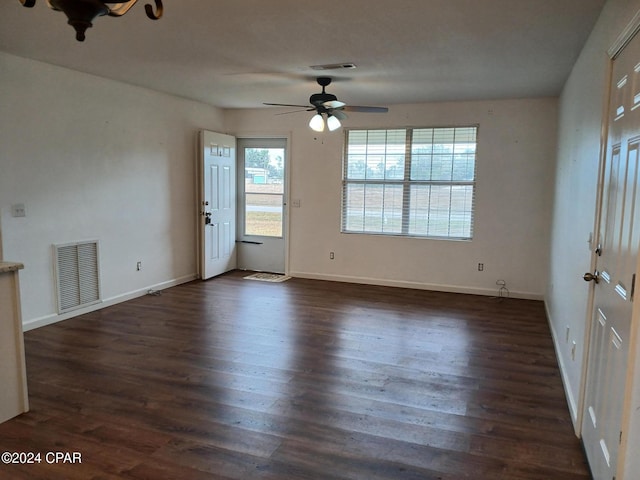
left=198, top=130, right=237, bottom=279
left=237, top=138, right=287, bottom=274
left=581, top=31, right=640, bottom=480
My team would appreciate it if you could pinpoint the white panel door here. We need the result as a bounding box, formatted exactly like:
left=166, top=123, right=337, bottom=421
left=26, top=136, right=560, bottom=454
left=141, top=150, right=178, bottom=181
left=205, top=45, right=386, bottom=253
left=581, top=32, right=640, bottom=480
left=198, top=130, right=237, bottom=280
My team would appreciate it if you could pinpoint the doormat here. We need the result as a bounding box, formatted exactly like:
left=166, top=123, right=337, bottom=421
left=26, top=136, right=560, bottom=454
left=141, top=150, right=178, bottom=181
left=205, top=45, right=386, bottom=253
left=244, top=272, right=291, bottom=282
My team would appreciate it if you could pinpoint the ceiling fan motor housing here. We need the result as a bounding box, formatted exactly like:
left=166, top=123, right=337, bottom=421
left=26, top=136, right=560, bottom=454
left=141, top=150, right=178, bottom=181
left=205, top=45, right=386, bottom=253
left=310, top=76, right=337, bottom=109
left=309, top=92, right=338, bottom=108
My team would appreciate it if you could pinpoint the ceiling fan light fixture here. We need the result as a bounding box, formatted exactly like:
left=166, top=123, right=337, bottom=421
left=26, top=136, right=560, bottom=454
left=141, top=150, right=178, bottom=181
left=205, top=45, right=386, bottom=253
left=327, top=114, right=341, bottom=131
left=309, top=113, right=325, bottom=132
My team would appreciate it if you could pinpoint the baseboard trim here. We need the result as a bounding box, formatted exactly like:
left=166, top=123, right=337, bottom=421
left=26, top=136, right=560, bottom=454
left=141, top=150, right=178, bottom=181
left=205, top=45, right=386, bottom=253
left=545, top=300, right=580, bottom=435
left=23, top=274, right=198, bottom=331
left=289, top=271, right=543, bottom=300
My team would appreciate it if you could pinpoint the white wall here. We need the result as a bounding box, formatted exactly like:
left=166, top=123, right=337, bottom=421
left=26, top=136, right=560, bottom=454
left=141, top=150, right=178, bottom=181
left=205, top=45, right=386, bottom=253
left=547, top=0, right=640, bottom=431
left=0, top=52, right=224, bottom=329
left=549, top=2, right=640, bottom=477
left=226, top=97, right=558, bottom=299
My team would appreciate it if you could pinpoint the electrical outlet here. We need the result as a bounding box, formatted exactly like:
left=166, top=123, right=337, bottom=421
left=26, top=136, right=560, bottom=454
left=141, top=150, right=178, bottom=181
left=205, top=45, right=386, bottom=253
left=136, top=261, right=142, bottom=271
left=478, top=263, right=484, bottom=271
left=329, top=252, right=335, bottom=260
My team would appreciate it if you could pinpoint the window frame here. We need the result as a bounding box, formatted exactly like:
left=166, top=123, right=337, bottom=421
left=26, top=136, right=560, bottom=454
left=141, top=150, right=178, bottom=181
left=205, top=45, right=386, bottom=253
left=341, top=125, right=478, bottom=240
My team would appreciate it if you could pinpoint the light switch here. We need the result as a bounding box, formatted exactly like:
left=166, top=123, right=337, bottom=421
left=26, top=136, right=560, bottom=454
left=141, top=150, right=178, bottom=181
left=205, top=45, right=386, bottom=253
left=11, top=204, right=26, bottom=218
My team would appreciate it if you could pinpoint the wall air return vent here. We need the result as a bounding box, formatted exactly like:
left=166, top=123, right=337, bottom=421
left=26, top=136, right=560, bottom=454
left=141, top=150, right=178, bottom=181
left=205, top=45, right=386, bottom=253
left=53, top=240, right=101, bottom=314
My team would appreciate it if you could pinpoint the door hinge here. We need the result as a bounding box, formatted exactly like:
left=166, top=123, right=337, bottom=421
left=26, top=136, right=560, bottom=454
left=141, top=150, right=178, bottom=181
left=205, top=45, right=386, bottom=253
left=632, top=274, right=636, bottom=301
left=620, top=430, right=623, bottom=444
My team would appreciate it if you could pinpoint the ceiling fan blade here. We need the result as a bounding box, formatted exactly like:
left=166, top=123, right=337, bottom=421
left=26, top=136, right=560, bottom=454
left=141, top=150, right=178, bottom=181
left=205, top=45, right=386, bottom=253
left=331, top=110, right=348, bottom=121
left=264, top=102, right=312, bottom=109
left=274, top=109, right=313, bottom=116
left=323, top=100, right=346, bottom=109
left=343, top=106, right=389, bottom=113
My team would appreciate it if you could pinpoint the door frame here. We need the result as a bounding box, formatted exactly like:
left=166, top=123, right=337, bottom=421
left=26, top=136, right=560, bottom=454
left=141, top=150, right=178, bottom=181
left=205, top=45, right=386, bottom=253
left=579, top=12, right=640, bottom=480
left=235, top=133, right=292, bottom=275
left=196, top=130, right=204, bottom=279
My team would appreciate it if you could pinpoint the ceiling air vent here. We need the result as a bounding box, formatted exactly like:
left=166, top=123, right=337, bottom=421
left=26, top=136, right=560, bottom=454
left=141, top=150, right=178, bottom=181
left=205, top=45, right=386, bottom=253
left=54, top=240, right=101, bottom=314
left=310, top=63, right=357, bottom=71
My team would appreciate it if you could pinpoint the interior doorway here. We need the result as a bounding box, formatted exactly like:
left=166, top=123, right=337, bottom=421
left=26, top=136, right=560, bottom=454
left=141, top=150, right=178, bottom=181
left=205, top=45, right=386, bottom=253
left=236, top=138, right=288, bottom=274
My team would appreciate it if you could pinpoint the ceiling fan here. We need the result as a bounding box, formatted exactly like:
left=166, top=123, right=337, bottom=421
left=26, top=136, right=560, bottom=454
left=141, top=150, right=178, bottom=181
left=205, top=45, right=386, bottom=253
left=264, top=77, right=388, bottom=132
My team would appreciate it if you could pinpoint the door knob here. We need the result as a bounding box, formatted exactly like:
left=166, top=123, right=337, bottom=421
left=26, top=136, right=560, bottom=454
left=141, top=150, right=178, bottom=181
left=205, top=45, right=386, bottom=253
left=583, top=271, right=600, bottom=283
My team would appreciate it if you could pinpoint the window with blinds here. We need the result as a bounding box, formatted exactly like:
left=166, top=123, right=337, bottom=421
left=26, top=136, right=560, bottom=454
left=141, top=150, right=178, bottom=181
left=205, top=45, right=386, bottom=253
left=342, top=126, right=477, bottom=239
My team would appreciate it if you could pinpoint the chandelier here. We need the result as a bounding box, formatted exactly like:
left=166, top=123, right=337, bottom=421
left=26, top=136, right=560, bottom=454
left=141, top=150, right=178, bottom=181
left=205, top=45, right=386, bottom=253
left=18, top=0, right=164, bottom=42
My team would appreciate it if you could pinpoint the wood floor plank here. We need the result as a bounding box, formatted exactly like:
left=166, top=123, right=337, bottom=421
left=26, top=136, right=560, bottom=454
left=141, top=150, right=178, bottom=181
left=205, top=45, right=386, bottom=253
left=0, top=272, right=590, bottom=479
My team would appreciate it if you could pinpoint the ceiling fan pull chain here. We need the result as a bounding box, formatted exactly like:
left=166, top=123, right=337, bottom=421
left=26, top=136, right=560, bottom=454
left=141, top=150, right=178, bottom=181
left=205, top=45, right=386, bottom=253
left=145, top=0, right=164, bottom=20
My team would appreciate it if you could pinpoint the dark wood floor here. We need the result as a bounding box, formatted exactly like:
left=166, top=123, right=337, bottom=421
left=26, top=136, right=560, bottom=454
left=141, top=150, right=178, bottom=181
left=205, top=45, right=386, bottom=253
left=0, top=271, right=591, bottom=479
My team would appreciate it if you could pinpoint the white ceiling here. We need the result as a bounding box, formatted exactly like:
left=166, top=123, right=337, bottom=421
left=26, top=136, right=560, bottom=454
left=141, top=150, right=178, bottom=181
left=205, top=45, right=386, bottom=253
left=0, top=0, right=606, bottom=110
